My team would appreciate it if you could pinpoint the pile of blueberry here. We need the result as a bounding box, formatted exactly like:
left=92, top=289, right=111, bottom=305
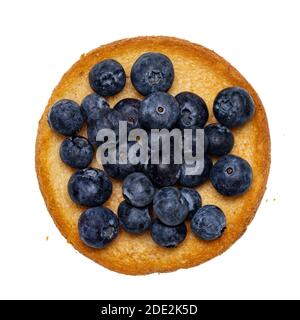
left=48, top=52, right=255, bottom=249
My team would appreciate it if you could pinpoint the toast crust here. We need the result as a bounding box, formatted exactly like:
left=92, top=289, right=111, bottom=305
left=35, top=36, right=270, bottom=275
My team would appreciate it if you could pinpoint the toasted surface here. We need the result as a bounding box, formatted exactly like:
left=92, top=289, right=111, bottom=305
left=35, top=36, right=270, bottom=275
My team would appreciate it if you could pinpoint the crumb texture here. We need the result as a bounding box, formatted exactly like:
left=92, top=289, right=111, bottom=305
left=35, top=36, right=270, bottom=275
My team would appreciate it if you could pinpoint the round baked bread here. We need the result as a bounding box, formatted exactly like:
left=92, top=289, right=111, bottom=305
left=35, top=36, right=270, bottom=275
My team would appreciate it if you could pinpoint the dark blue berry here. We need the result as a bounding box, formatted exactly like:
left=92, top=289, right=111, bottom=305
left=210, top=155, right=253, bottom=196
left=191, top=205, right=226, bottom=241
left=179, top=155, right=212, bottom=187
left=144, top=163, right=181, bottom=187
left=140, top=92, right=179, bottom=130
left=114, top=98, right=141, bottom=131
left=78, top=207, right=119, bottom=248
left=118, top=201, right=151, bottom=234
left=103, top=141, right=142, bottom=179
left=131, top=52, right=174, bottom=96
left=81, top=93, right=110, bottom=123
left=180, top=187, right=202, bottom=219
left=48, top=99, right=84, bottom=136
left=122, top=172, right=155, bottom=207
left=87, top=118, right=111, bottom=147
left=151, top=219, right=187, bottom=248
left=205, top=123, right=234, bottom=156
left=213, top=87, right=255, bottom=128
left=153, top=187, right=188, bottom=226
left=60, top=136, right=94, bottom=169
left=176, top=92, right=209, bottom=129
left=87, top=109, right=121, bottom=147
left=105, top=108, right=122, bottom=132
left=89, top=59, right=126, bottom=96
left=68, top=168, right=112, bottom=207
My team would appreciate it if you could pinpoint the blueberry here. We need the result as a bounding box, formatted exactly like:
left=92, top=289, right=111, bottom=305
left=151, top=219, right=187, bottom=248
left=114, top=98, right=141, bottom=131
left=180, top=187, right=202, bottom=219
left=176, top=92, right=209, bottom=129
left=118, top=201, right=151, bottom=234
left=48, top=99, right=84, bottom=136
left=144, top=163, right=181, bottom=187
left=87, top=118, right=112, bottom=147
left=68, top=168, right=112, bottom=207
left=106, top=108, right=122, bottom=132
left=60, top=136, right=94, bottom=169
left=122, top=172, right=155, bottom=207
left=179, top=155, right=212, bottom=187
left=210, top=155, right=253, bottom=196
left=213, top=87, right=255, bottom=128
left=103, top=141, right=141, bottom=179
left=153, top=187, right=188, bottom=226
left=140, top=92, right=179, bottom=130
left=89, top=59, right=126, bottom=96
left=78, top=207, right=119, bottom=248
left=191, top=205, right=226, bottom=241
left=87, top=109, right=121, bottom=147
left=131, top=52, right=174, bottom=96
left=205, top=123, right=234, bottom=156
left=81, top=93, right=110, bottom=123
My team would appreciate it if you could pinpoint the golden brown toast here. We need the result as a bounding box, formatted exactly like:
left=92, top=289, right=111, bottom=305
left=35, top=36, right=270, bottom=275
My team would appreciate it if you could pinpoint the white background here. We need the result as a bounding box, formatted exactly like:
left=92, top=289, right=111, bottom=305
left=0, top=0, right=299, bottom=300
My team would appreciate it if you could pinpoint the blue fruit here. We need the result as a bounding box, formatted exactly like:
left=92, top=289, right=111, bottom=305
left=179, top=155, right=212, bottom=187
left=60, top=136, right=94, bottom=169
left=48, top=99, right=84, bottom=136
left=106, top=108, right=122, bottom=132
left=153, top=187, right=188, bottom=226
left=68, top=168, right=112, bottom=207
left=191, top=205, right=226, bottom=241
left=180, top=187, right=202, bottom=219
left=131, top=52, right=174, bottom=96
left=87, top=109, right=121, bottom=147
left=89, top=59, right=126, bottom=96
left=118, top=201, right=151, bottom=234
left=213, top=87, right=255, bottom=128
left=205, top=123, right=234, bottom=156
left=210, top=155, right=253, bottom=196
left=151, top=219, right=187, bottom=248
left=122, top=172, right=155, bottom=207
left=176, top=92, right=209, bottom=129
left=140, top=92, right=179, bottom=130
left=144, top=163, right=181, bottom=187
left=103, top=141, right=141, bottom=179
left=78, top=207, right=119, bottom=248
left=81, top=93, right=110, bottom=123
left=114, top=98, right=141, bottom=131
left=87, top=118, right=112, bottom=147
